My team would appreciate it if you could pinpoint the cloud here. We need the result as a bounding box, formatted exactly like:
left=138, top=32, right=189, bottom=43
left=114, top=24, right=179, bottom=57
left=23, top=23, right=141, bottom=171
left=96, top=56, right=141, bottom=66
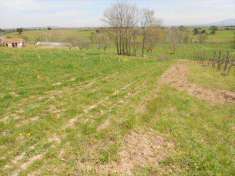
left=151, top=0, right=235, bottom=25
left=0, top=0, right=234, bottom=28
left=0, top=0, right=105, bottom=28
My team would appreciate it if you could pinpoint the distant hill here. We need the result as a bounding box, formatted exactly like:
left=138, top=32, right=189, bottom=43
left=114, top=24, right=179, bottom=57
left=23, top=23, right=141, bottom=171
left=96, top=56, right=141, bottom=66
left=208, top=18, right=235, bottom=26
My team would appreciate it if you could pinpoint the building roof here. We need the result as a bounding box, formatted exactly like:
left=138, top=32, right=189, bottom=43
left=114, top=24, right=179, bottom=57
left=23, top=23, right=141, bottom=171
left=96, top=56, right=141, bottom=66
left=36, top=42, right=71, bottom=47
left=2, top=38, right=25, bottom=43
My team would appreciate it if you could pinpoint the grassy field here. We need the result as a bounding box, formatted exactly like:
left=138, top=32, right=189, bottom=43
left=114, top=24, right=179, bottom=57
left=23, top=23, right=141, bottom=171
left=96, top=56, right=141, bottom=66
left=0, top=47, right=234, bottom=175
left=188, top=63, right=235, bottom=91
left=207, top=30, right=235, bottom=43
left=5, top=29, right=93, bottom=43
left=5, top=28, right=235, bottom=46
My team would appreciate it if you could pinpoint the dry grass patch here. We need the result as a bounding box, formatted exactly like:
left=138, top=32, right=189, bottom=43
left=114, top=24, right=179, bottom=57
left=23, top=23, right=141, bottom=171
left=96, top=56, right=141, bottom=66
left=109, top=129, right=174, bottom=175
left=77, top=129, right=174, bottom=176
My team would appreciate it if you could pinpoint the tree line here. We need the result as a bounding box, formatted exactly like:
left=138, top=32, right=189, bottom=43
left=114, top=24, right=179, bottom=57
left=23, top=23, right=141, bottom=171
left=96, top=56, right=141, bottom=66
left=103, top=2, right=159, bottom=56
left=2, top=2, right=234, bottom=52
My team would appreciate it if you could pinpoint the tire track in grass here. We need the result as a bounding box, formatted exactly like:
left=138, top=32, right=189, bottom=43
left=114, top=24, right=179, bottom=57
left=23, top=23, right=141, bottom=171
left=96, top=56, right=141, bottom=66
left=12, top=72, right=119, bottom=128
left=5, top=65, right=165, bottom=175
left=69, top=80, right=144, bottom=128
left=0, top=73, right=120, bottom=172
left=94, top=81, right=149, bottom=131
left=32, top=67, right=166, bottom=175
left=7, top=81, right=139, bottom=176
left=65, top=79, right=139, bottom=129
left=0, top=72, right=120, bottom=124
left=4, top=71, right=148, bottom=176
left=0, top=73, right=121, bottom=170
left=11, top=152, right=46, bottom=176
left=67, top=65, right=161, bottom=128
left=26, top=75, right=152, bottom=176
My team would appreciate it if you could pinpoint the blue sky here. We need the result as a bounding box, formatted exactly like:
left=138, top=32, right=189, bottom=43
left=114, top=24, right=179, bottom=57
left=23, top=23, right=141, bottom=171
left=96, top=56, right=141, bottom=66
left=0, top=0, right=234, bottom=28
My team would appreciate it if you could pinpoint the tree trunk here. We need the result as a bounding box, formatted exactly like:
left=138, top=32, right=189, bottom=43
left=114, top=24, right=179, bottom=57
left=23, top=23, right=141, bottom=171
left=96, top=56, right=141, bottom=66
left=142, top=30, right=146, bottom=57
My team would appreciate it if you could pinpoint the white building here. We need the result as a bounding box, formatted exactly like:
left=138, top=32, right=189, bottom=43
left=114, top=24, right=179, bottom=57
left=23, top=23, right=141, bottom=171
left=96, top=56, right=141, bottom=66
left=0, top=38, right=25, bottom=48
left=35, top=42, right=71, bottom=48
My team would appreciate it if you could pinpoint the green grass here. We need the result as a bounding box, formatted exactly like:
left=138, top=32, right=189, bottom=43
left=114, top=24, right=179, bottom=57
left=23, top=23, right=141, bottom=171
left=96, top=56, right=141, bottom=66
left=0, top=46, right=234, bottom=176
left=5, top=29, right=93, bottom=43
left=0, top=48, right=172, bottom=175
left=188, top=63, right=235, bottom=91
left=143, top=86, right=235, bottom=176
left=5, top=28, right=235, bottom=49
left=149, top=43, right=235, bottom=61
left=207, top=30, right=234, bottom=43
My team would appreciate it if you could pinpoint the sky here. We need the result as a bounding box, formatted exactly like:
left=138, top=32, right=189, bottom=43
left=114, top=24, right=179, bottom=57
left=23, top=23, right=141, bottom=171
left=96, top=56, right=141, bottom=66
left=0, top=0, right=235, bottom=28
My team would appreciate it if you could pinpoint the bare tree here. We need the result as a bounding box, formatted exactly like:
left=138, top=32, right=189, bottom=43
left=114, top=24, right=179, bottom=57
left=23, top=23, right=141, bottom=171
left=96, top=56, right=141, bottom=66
left=232, top=32, right=235, bottom=49
left=144, top=26, right=163, bottom=54
left=90, top=30, right=110, bottom=51
left=167, top=27, right=178, bottom=54
left=103, top=2, right=139, bottom=56
left=197, top=32, right=207, bottom=44
left=177, top=27, right=191, bottom=44
left=140, top=9, right=157, bottom=56
left=166, top=27, right=191, bottom=54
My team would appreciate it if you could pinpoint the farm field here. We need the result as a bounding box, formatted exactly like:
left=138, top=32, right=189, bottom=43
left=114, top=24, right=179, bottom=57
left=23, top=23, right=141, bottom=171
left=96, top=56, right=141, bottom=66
left=0, top=48, right=234, bottom=176
left=4, top=28, right=235, bottom=45
left=4, top=29, right=93, bottom=43
left=1, top=0, right=235, bottom=175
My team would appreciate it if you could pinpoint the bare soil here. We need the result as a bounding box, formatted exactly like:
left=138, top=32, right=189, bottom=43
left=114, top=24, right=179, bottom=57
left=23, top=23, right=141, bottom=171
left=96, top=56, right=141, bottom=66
left=110, top=130, right=174, bottom=175
left=160, top=63, right=235, bottom=104
left=78, top=129, right=174, bottom=176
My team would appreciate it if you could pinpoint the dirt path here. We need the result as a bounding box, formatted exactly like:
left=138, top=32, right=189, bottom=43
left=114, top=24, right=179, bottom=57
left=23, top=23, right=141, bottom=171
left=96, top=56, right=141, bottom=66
left=160, top=63, right=235, bottom=104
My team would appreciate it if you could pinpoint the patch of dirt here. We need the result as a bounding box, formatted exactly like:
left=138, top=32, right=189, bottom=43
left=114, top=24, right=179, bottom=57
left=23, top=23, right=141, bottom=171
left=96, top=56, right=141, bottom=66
left=0, top=111, right=23, bottom=123
left=15, top=116, right=40, bottom=128
left=47, top=105, right=63, bottom=117
left=97, top=118, right=111, bottom=131
left=11, top=152, right=26, bottom=165
left=78, top=129, right=174, bottom=175
left=231, top=126, right=235, bottom=132
left=52, top=82, right=62, bottom=86
left=111, top=130, right=174, bottom=175
left=48, top=134, right=61, bottom=144
left=69, top=77, right=76, bottom=82
left=160, top=63, right=235, bottom=104
left=11, top=153, right=45, bottom=176
left=4, top=145, right=36, bottom=170
left=9, top=91, right=19, bottom=97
